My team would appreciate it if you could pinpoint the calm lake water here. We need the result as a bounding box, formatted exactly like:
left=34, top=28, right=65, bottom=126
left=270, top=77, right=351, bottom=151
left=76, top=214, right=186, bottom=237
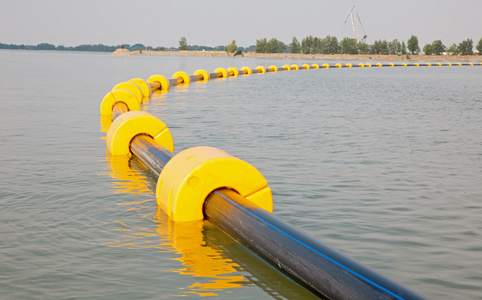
left=1, top=50, right=481, bottom=299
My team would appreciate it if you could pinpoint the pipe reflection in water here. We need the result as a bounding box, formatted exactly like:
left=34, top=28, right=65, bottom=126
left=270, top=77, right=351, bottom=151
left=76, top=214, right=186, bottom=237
left=102, top=154, right=318, bottom=298
left=201, top=222, right=318, bottom=300
left=100, top=115, right=113, bottom=133
left=154, top=209, right=249, bottom=296
left=104, top=154, right=154, bottom=195
left=150, top=89, right=169, bottom=101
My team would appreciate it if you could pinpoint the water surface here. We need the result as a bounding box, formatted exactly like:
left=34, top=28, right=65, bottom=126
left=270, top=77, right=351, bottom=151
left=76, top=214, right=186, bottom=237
left=1, top=50, right=481, bottom=299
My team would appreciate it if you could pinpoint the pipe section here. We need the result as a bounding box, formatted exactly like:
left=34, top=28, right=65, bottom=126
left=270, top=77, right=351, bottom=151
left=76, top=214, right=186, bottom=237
left=123, top=133, right=426, bottom=299
left=130, top=134, right=173, bottom=176
left=112, top=102, right=128, bottom=121
left=204, top=188, right=426, bottom=300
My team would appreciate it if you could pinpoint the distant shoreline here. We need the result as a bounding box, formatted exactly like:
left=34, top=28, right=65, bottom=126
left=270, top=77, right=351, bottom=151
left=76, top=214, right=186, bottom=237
left=112, top=49, right=482, bottom=62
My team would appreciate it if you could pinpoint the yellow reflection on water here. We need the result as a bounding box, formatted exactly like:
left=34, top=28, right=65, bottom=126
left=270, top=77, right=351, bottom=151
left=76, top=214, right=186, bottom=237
left=102, top=153, right=248, bottom=297
left=155, top=209, right=248, bottom=295
left=100, top=115, right=112, bottom=133
left=104, top=154, right=152, bottom=195
left=151, top=89, right=169, bottom=101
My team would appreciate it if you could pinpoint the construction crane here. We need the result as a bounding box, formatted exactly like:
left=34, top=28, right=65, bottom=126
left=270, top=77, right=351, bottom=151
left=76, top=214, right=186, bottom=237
left=344, top=5, right=367, bottom=43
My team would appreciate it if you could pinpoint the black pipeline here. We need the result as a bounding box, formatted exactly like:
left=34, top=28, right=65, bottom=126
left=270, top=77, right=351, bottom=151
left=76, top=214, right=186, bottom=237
left=205, top=189, right=425, bottom=300
left=124, top=132, right=426, bottom=300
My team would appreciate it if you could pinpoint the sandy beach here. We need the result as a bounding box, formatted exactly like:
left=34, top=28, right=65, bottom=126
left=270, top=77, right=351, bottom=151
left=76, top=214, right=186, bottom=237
left=112, top=48, right=482, bottom=62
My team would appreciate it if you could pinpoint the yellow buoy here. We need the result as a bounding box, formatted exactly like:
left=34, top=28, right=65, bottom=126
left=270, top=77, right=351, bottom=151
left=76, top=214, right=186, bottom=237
left=148, top=74, right=170, bottom=91
left=156, top=146, right=273, bottom=222
left=129, top=78, right=151, bottom=102
left=240, top=66, right=252, bottom=75
left=113, top=82, right=143, bottom=104
left=214, top=68, right=228, bottom=78
left=100, top=89, right=140, bottom=116
left=193, top=69, right=211, bottom=81
left=227, top=67, right=239, bottom=77
left=172, top=71, right=191, bottom=84
left=255, top=66, right=267, bottom=73
left=106, top=111, right=173, bottom=157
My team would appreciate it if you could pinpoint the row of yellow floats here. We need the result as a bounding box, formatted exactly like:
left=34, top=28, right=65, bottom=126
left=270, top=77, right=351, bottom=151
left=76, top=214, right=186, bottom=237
left=101, top=61, right=481, bottom=120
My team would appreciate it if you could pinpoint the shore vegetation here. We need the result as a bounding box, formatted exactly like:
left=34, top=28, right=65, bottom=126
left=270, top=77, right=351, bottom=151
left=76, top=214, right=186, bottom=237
left=2, top=36, right=481, bottom=57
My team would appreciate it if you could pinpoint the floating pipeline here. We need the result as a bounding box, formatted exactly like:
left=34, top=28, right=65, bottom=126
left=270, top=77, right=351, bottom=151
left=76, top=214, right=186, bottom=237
left=102, top=111, right=425, bottom=299
left=100, top=61, right=481, bottom=120
left=98, top=61, right=480, bottom=298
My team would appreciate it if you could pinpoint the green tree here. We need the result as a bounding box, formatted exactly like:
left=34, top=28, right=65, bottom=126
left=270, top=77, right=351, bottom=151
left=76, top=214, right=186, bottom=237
left=312, top=37, right=321, bottom=54
left=380, top=40, right=389, bottom=54
left=36, top=43, right=56, bottom=50
left=407, top=35, right=420, bottom=54
left=340, top=37, right=358, bottom=54
left=401, top=41, right=407, bottom=54
left=423, top=43, right=433, bottom=55
left=266, top=38, right=286, bottom=53
left=256, top=38, right=285, bottom=53
left=301, top=35, right=314, bottom=54
left=289, top=37, right=301, bottom=53
left=431, top=40, right=445, bottom=55
left=371, top=40, right=389, bottom=54
left=458, top=39, right=473, bottom=55
left=388, top=39, right=401, bottom=54
left=357, top=42, right=369, bottom=54
left=255, top=38, right=267, bottom=53
left=447, top=43, right=459, bottom=55
left=476, top=38, right=482, bottom=54
left=130, top=43, right=146, bottom=51
left=320, top=35, right=339, bottom=54
left=179, top=37, right=188, bottom=50
left=245, top=45, right=256, bottom=52
left=226, top=40, right=237, bottom=54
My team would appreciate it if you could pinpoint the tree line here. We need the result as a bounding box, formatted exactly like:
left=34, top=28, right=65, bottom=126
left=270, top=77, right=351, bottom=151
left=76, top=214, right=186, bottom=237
left=255, top=35, right=482, bottom=55
left=423, top=39, right=476, bottom=55
left=2, top=36, right=482, bottom=55
left=178, top=36, right=255, bottom=53
left=284, top=36, right=412, bottom=55
left=0, top=42, right=158, bottom=52
left=0, top=39, right=255, bottom=53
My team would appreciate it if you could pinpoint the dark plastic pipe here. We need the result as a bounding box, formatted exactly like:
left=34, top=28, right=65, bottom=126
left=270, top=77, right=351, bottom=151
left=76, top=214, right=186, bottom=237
left=112, top=102, right=128, bottom=121
left=209, top=72, right=222, bottom=79
left=130, top=134, right=173, bottom=176
left=126, top=134, right=426, bottom=300
left=148, top=81, right=161, bottom=91
left=169, top=77, right=183, bottom=86
left=204, top=188, right=426, bottom=300
left=190, top=74, right=203, bottom=82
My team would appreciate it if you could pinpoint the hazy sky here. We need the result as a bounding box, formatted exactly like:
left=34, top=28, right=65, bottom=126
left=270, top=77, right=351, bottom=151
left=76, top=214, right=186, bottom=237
left=1, top=0, right=481, bottom=48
